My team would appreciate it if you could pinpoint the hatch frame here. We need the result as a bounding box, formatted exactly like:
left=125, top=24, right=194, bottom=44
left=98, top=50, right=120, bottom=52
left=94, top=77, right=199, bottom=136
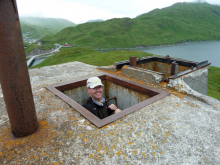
left=46, top=73, right=169, bottom=127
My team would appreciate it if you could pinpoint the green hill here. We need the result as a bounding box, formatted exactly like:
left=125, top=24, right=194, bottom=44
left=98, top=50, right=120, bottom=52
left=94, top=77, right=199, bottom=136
left=20, top=17, right=76, bottom=38
left=40, top=3, right=220, bottom=48
left=208, top=66, right=220, bottom=100
left=30, top=47, right=153, bottom=68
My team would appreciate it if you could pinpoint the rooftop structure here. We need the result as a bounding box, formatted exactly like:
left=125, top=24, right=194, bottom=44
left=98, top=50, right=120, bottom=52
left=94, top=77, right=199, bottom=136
left=0, top=61, right=219, bottom=164
left=99, top=55, right=210, bottom=96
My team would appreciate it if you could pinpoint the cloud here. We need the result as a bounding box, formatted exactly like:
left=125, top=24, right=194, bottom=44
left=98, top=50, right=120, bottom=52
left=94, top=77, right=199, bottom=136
left=16, top=0, right=220, bottom=24
left=207, top=0, right=220, bottom=4
left=17, top=0, right=127, bottom=23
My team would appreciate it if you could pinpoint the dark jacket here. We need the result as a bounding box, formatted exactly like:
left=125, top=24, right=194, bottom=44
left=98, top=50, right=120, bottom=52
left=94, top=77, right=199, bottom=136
left=83, top=97, right=114, bottom=119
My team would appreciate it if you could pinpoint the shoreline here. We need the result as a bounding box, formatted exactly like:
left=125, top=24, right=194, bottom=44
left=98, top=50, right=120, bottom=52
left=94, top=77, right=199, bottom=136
left=95, top=40, right=220, bottom=52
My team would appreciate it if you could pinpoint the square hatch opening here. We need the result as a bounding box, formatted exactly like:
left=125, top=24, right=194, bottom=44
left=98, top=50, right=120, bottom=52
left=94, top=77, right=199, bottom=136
left=46, top=73, right=169, bottom=127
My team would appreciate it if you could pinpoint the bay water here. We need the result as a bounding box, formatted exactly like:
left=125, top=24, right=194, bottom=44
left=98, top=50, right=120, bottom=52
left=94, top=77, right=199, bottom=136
left=31, top=59, right=45, bottom=66
left=134, top=41, right=220, bottom=67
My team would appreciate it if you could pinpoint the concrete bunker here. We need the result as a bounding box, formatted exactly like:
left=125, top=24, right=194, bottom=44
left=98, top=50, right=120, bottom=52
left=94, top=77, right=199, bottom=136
left=111, top=56, right=211, bottom=95
left=46, top=73, right=169, bottom=127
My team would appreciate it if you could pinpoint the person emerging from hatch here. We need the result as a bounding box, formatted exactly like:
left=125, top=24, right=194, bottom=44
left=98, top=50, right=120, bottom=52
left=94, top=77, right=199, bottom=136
left=83, top=77, right=121, bottom=119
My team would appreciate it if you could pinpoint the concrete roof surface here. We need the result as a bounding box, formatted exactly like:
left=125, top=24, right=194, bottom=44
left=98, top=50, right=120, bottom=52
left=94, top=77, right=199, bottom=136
left=0, top=62, right=220, bottom=164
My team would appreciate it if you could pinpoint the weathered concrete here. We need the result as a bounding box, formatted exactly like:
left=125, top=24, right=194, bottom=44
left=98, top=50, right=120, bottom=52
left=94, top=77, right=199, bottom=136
left=168, top=67, right=209, bottom=96
left=121, top=66, right=164, bottom=85
left=97, top=65, right=117, bottom=72
left=0, top=62, right=220, bottom=164
left=182, top=67, right=208, bottom=95
left=64, top=85, right=90, bottom=105
left=105, top=80, right=150, bottom=110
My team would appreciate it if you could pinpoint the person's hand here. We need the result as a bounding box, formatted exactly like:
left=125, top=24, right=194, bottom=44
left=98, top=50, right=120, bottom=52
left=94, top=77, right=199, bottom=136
left=108, top=104, right=117, bottom=110
left=108, top=104, right=121, bottom=113
left=115, top=108, right=121, bottom=114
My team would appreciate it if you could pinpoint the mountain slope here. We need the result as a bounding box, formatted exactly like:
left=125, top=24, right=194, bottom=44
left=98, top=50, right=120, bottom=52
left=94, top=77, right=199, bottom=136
left=30, top=47, right=152, bottom=68
left=20, top=17, right=76, bottom=38
left=40, top=3, right=220, bottom=48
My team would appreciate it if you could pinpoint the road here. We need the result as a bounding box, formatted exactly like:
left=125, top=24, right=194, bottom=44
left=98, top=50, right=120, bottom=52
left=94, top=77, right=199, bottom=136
left=27, top=45, right=61, bottom=67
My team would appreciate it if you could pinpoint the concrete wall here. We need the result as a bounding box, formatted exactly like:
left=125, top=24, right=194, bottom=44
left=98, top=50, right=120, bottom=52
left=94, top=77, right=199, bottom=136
left=168, top=67, right=209, bottom=95
left=105, top=81, right=150, bottom=110
left=154, top=62, right=171, bottom=78
left=182, top=67, right=208, bottom=95
left=64, top=85, right=90, bottom=105
left=138, top=62, right=154, bottom=71
left=121, top=66, right=164, bottom=84
left=137, top=62, right=190, bottom=79
left=177, top=65, right=191, bottom=74
left=63, top=80, right=150, bottom=110
left=97, top=65, right=117, bottom=72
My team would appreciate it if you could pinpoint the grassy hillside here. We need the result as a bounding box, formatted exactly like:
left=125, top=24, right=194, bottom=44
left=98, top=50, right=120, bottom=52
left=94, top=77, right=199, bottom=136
left=20, top=17, right=76, bottom=38
left=30, top=47, right=153, bottom=68
left=24, top=43, right=55, bottom=54
left=208, top=66, right=220, bottom=100
left=40, top=3, right=220, bottom=49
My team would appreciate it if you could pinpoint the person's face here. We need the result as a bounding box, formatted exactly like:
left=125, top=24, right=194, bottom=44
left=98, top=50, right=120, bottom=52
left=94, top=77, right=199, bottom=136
left=87, top=85, right=103, bottom=102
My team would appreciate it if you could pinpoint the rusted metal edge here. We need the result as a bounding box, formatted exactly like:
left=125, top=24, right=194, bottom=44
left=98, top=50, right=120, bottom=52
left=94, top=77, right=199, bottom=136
left=168, top=63, right=211, bottom=79
left=46, top=73, right=169, bottom=128
left=114, top=56, right=199, bottom=70
left=100, top=91, right=169, bottom=127
left=103, top=73, right=162, bottom=96
left=198, top=60, right=209, bottom=68
left=52, top=73, right=163, bottom=96
left=155, top=56, right=198, bottom=67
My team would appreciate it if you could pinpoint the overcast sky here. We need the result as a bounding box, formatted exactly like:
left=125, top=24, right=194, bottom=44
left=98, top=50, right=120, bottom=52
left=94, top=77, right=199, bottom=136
left=17, top=0, right=220, bottom=24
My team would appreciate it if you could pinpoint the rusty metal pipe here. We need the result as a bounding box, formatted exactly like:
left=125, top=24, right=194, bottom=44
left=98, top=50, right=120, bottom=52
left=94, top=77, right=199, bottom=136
left=0, top=0, right=38, bottom=137
left=171, top=61, right=178, bottom=76
left=129, top=56, right=137, bottom=67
